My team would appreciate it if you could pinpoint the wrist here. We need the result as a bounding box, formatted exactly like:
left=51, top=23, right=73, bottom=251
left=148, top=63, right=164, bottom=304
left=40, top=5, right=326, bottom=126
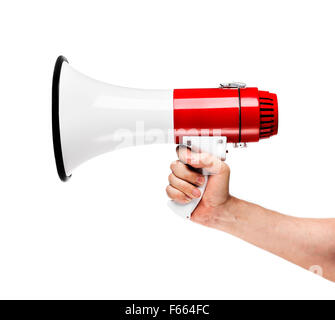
left=192, top=195, right=241, bottom=230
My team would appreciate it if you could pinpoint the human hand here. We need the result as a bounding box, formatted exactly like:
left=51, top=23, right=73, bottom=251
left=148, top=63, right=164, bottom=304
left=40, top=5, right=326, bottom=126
left=166, top=146, right=232, bottom=225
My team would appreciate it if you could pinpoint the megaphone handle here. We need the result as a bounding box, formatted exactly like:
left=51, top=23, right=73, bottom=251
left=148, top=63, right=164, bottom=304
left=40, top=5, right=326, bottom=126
left=167, top=136, right=227, bottom=220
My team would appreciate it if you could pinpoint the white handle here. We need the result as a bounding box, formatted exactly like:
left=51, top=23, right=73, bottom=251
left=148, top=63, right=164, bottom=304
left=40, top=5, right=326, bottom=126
left=167, top=136, right=227, bottom=220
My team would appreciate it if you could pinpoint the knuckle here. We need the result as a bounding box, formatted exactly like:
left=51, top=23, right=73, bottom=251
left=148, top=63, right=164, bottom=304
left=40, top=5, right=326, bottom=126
left=165, top=185, right=171, bottom=196
left=178, top=148, right=188, bottom=160
left=168, top=173, right=174, bottom=184
left=170, top=161, right=177, bottom=171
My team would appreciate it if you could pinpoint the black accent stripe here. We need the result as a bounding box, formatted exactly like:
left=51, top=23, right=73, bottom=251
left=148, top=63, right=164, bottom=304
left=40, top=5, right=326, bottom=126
left=238, top=88, right=242, bottom=143
left=260, top=97, right=274, bottom=101
left=260, top=102, right=274, bottom=106
left=260, top=114, right=274, bottom=118
left=52, top=55, right=71, bottom=182
left=260, top=108, right=274, bottom=111
left=261, top=120, right=274, bottom=124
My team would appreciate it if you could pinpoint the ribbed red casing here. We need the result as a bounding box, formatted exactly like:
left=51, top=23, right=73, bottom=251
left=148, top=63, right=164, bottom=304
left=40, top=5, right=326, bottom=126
left=173, top=87, right=278, bottom=143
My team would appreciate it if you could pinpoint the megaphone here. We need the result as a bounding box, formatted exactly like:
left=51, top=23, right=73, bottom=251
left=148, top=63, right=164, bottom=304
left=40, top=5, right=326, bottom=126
left=52, top=56, right=278, bottom=219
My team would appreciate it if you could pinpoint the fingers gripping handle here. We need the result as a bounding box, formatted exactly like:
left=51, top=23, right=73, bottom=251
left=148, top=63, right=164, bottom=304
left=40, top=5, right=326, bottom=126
left=168, top=175, right=209, bottom=219
left=168, top=136, right=227, bottom=220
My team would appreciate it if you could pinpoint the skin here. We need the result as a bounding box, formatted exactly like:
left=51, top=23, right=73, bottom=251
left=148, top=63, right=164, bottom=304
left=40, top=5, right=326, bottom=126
left=166, top=146, right=335, bottom=282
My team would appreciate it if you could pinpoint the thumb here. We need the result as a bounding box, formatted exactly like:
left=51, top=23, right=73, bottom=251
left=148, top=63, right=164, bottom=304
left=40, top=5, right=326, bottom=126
left=177, top=146, right=226, bottom=175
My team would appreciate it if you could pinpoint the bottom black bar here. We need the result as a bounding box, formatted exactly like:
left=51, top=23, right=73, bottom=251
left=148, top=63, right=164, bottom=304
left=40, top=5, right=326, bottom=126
left=0, top=300, right=326, bottom=319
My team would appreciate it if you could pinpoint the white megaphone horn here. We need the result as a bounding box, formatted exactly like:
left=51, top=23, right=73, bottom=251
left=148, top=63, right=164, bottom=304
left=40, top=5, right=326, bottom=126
left=52, top=56, right=279, bottom=219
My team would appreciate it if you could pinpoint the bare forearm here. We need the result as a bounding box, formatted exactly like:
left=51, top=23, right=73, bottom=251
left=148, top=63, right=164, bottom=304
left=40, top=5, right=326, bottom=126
left=168, top=150, right=335, bottom=281
left=193, top=197, right=335, bottom=281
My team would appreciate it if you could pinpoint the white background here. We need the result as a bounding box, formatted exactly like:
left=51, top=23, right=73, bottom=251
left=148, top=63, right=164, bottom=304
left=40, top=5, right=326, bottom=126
left=0, top=0, right=335, bottom=299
